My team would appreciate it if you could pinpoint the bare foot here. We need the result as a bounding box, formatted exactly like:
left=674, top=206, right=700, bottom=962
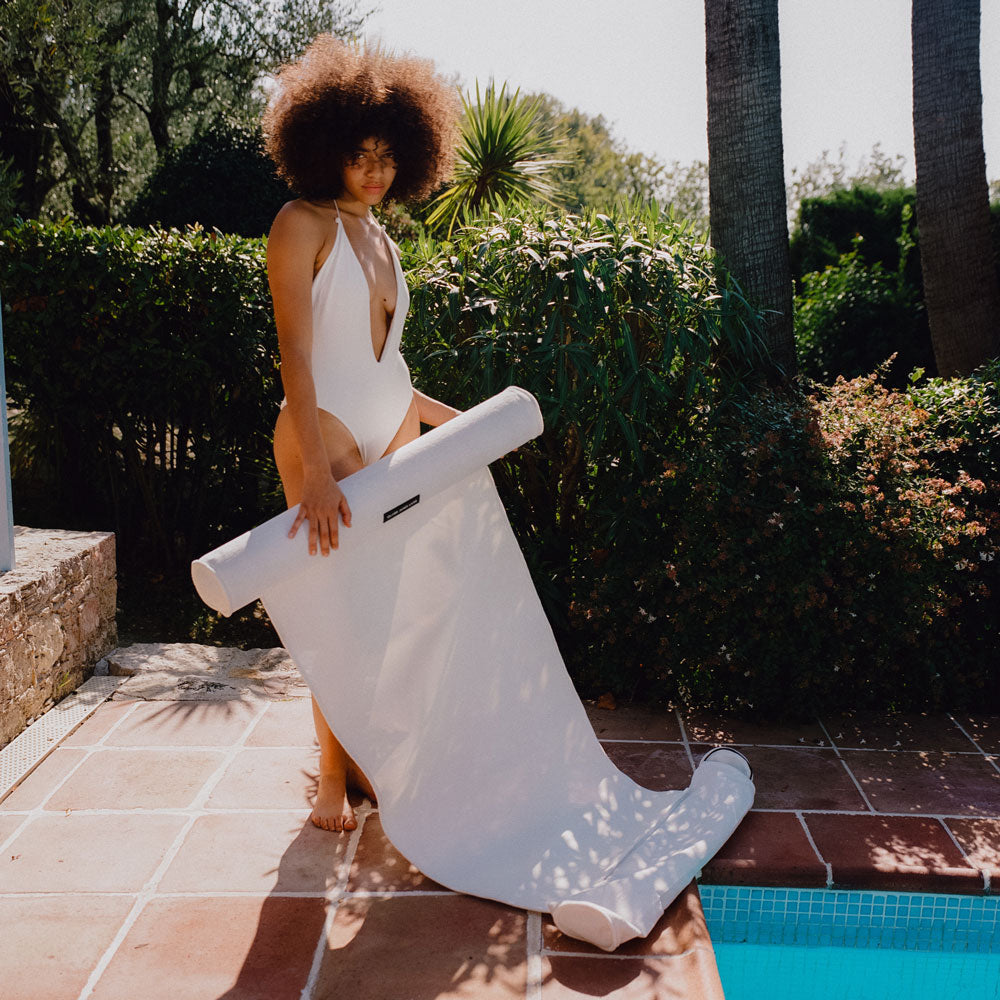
left=310, top=770, right=357, bottom=833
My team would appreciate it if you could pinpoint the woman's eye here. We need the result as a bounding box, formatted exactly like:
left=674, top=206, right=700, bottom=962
left=349, top=152, right=397, bottom=168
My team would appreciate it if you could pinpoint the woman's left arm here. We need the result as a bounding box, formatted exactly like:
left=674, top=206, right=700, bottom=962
left=413, top=388, right=461, bottom=427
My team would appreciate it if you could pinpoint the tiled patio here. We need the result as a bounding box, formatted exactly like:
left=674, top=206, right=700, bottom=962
left=1, top=677, right=998, bottom=1000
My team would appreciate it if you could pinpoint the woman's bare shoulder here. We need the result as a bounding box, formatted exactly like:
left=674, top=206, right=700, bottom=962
left=270, top=199, right=333, bottom=239
left=267, top=199, right=331, bottom=259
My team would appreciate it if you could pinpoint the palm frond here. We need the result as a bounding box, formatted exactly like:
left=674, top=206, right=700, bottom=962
left=425, top=81, right=565, bottom=236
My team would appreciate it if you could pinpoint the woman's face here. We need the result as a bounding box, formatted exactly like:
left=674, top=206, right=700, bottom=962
left=340, top=136, right=397, bottom=206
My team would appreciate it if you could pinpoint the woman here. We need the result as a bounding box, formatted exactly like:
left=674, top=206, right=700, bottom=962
left=262, top=38, right=461, bottom=832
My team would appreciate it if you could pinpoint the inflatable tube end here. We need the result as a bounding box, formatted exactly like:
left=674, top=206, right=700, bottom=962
left=551, top=900, right=639, bottom=952
left=191, top=559, right=234, bottom=618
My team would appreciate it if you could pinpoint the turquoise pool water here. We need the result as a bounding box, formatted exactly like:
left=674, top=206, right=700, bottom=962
left=701, top=886, right=1000, bottom=1000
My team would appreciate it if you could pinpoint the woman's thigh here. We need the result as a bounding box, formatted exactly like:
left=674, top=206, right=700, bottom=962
left=273, top=407, right=366, bottom=505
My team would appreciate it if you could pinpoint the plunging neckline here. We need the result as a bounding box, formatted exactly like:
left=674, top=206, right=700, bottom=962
left=335, top=205, right=398, bottom=364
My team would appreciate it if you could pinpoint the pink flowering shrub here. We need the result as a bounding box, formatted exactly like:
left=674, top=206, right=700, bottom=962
left=568, top=361, right=1000, bottom=717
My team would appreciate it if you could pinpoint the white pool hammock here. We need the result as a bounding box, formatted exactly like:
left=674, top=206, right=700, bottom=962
left=192, top=387, right=754, bottom=951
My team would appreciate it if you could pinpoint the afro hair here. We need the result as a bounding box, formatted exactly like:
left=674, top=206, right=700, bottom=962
left=262, top=37, right=459, bottom=203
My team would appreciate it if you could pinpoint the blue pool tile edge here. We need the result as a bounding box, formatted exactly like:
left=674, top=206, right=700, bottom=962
left=701, top=885, right=1000, bottom=954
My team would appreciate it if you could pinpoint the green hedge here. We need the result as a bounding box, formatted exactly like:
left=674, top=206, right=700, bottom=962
left=2, top=215, right=997, bottom=717
left=790, top=185, right=921, bottom=286
left=790, top=186, right=1000, bottom=387
left=0, top=220, right=280, bottom=569
left=404, top=210, right=767, bottom=618
left=570, top=362, right=1000, bottom=715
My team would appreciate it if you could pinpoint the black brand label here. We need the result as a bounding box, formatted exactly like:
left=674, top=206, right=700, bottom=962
left=383, top=494, right=420, bottom=523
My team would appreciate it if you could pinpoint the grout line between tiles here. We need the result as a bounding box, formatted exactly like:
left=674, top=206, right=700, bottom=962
left=675, top=709, right=696, bottom=770
left=33, top=701, right=144, bottom=808
left=76, top=699, right=273, bottom=1000
left=301, top=803, right=367, bottom=1000
left=1, top=889, right=334, bottom=900
left=937, top=817, right=976, bottom=865
left=817, top=718, right=876, bottom=812
left=8, top=805, right=999, bottom=822
left=76, top=817, right=200, bottom=1000
left=538, top=944, right=715, bottom=961
left=301, top=897, right=341, bottom=1000
left=752, top=807, right=1000, bottom=819
left=600, top=738, right=989, bottom=755
left=933, top=818, right=992, bottom=894
left=947, top=716, right=1000, bottom=779
left=948, top=714, right=989, bottom=755
left=525, top=910, right=543, bottom=1000
left=341, top=889, right=456, bottom=898
left=795, top=811, right=833, bottom=887
left=0, top=700, right=147, bottom=857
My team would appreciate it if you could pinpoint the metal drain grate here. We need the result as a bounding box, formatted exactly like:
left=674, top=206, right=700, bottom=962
left=0, top=675, right=124, bottom=800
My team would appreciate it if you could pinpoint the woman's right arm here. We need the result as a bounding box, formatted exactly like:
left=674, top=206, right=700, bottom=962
left=267, top=203, right=352, bottom=555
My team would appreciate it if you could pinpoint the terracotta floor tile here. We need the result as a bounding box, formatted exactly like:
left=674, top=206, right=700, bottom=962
left=803, top=813, right=981, bottom=892
left=586, top=705, right=683, bottom=742
left=90, top=896, right=325, bottom=1000
left=699, top=811, right=826, bottom=887
left=206, top=748, right=320, bottom=809
left=955, top=715, right=1000, bottom=753
left=245, top=698, right=318, bottom=747
left=682, top=713, right=828, bottom=748
left=0, top=895, right=135, bottom=1000
left=603, top=744, right=693, bottom=791
left=543, top=882, right=709, bottom=957
left=691, top=744, right=866, bottom=811
left=45, top=748, right=226, bottom=811
left=103, top=700, right=260, bottom=747
left=61, top=700, right=137, bottom=746
left=0, top=814, right=26, bottom=845
left=945, top=818, right=1000, bottom=877
left=0, top=813, right=186, bottom=891
left=347, top=812, right=446, bottom=892
left=540, top=951, right=723, bottom=1000
left=1, top=748, right=88, bottom=810
left=317, top=895, right=526, bottom=999
left=159, top=811, right=345, bottom=893
left=841, top=750, right=1000, bottom=816
left=822, top=712, right=974, bottom=752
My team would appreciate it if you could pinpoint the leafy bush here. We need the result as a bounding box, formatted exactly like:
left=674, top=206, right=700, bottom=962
left=793, top=196, right=935, bottom=386
left=790, top=184, right=920, bottom=285
left=404, top=208, right=768, bottom=620
left=127, top=119, right=291, bottom=237
left=569, top=363, right=1000, bottom=716
left=793, top=240, right=932, bottom=386
left=0, top=220, right=280, bottom=570
left=790, top=186, right=1000, bottom=386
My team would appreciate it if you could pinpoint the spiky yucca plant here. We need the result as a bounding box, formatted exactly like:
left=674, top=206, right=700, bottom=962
left=424, top=82, right=563, bottom=236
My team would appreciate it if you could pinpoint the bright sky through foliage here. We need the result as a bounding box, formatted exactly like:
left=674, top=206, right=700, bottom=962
left=366, top=0, right=1000, bottom=182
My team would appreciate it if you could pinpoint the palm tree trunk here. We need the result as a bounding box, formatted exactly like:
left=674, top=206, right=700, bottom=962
left=705, top=0, right=795, bottom=375
left=912, top=0, right=1000, bottom=376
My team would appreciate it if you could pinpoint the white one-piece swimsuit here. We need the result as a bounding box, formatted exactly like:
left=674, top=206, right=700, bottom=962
left=293, top=205, right=414, bottom=467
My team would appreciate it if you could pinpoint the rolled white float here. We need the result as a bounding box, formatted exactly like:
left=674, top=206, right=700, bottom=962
left=192, top=386, right=754, bottom=950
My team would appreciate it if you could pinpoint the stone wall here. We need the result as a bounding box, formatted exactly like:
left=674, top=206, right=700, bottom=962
left=0, top=526, right=117, bottom=747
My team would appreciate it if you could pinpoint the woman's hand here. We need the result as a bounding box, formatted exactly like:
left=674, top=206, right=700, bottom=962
left=289, top=469, right=352, bottom=555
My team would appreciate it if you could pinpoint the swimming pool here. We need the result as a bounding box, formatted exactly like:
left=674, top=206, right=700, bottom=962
left=700, top=885, right=1000, bottom=1000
